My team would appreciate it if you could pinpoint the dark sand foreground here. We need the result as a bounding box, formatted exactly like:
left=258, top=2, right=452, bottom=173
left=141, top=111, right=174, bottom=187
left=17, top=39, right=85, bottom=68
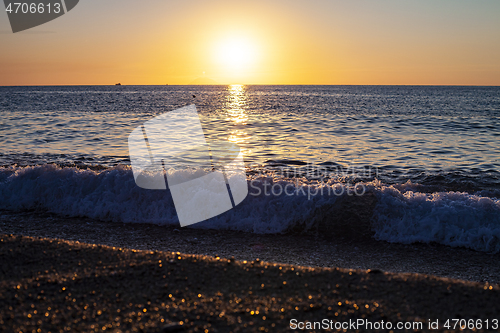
left=1, top=234, right=500, bottom=333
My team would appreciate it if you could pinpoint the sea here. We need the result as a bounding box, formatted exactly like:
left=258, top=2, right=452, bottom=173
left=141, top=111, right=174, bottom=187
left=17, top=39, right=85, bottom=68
left=1, top=85, right=500, bottom=252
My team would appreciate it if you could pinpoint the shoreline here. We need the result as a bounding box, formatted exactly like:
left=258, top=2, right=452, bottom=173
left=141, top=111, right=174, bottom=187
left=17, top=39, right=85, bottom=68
left=1, top=210, right=500, bottom=285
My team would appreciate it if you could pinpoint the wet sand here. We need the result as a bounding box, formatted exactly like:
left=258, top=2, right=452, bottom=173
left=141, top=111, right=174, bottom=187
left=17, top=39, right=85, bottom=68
left=1, top=210, right=500, bottom=284
left=1, top=233, right=500, bottom=333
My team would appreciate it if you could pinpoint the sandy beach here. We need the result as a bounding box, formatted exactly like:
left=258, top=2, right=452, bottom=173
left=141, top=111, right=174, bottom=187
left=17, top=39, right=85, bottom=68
left=1, top=233, right=499, bottom=332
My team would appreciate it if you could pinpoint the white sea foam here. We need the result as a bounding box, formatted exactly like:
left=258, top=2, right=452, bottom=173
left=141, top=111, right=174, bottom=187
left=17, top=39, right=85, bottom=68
left=372, top=183, right=500, bottom=253
left=0, top=164, right=178, bottom=224
left=0, top=165, right=334, bottom=233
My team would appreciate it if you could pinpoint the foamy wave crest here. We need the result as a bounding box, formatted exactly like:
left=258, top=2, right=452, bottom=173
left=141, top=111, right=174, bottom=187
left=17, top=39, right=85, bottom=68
left=0, top=164, right=178, bottom=224
left=372, top=183, right=500, bottom=253
left=0, top=165, right=337, bottom=233
left=3, top=165, right=500, bottom=252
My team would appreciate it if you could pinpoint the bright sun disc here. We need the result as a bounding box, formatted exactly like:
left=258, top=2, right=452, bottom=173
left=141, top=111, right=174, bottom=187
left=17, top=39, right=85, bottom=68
left=215, top=37, right=256, bottom=71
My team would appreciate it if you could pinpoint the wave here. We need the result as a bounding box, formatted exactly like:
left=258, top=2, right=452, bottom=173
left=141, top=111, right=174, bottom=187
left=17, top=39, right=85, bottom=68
left=372, top=182, right=500, bottom=253
left=1, top=165, right=500, bottom=252
left=0, top=164, right=333, bottom=233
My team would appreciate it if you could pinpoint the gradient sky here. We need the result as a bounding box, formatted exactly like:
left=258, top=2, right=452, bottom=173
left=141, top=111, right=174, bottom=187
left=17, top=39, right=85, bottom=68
left=1, top=0, right=499, bottom=85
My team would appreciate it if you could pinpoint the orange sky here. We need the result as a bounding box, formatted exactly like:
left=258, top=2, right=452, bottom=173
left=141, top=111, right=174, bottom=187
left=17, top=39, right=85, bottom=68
left=0, top=0, right=499, bottom=85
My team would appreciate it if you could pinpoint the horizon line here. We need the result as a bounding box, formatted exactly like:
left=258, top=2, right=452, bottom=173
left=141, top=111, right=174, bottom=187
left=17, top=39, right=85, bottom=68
left=1, top=84, right=499, bottom=87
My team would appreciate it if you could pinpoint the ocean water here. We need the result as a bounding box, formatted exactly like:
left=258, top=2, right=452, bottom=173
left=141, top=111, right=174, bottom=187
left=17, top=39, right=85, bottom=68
left=1, top=85, right=500, bottom=252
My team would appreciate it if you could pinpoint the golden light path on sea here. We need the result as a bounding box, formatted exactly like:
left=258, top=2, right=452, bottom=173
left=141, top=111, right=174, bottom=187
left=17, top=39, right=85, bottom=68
left=226, top=85, right=252, bottom=159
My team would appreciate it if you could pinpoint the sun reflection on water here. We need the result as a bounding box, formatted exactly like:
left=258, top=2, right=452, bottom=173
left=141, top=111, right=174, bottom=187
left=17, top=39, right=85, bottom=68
left=227, top=85, right=248, bottom=124
left=226, top=85, right=251, bottom=155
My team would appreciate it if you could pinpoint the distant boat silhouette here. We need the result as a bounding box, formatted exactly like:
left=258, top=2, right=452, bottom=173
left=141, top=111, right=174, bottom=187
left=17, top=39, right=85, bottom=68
left=115, top=83, right=121, bottom=86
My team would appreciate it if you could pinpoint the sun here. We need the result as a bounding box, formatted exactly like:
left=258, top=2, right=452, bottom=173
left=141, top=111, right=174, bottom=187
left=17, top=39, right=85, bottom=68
left=214, top=36, right=257, bottom=72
